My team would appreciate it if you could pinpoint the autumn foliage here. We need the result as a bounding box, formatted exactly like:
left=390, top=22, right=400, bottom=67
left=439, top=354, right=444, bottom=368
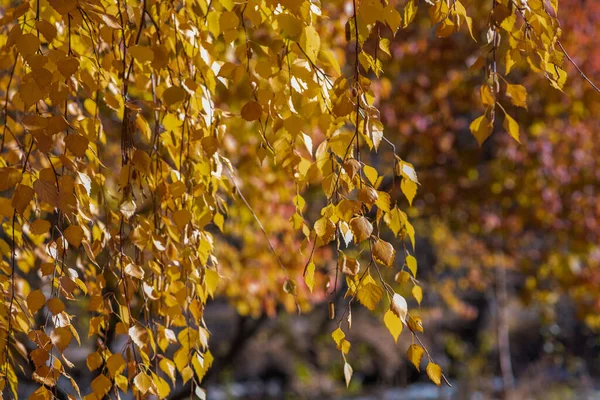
left=0, top=0, right=588, bottom=398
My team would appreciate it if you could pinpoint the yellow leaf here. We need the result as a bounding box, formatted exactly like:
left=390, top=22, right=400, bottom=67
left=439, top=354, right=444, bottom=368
left=64, top=134, right=89, bottom=157
left=304, top=261, right=315, bottom=292
left=503, top=112, right=521, bottom=143
left=406, top=255, right=417, bottom=277
left=48, top=0, right=78, bottom=15
left=86, top=352, right=103, bottom=371
left=19, top=81, right=44, bottom=109
left=357, top=186, right=378, bottom=204
left=132, top=149, right=152, bottom=174
left=11, top=184, right=33, bottom=214
left=152, top=372, right=171, bottom=398
left=350, top=216, right=373, bottom=243
left=357, top=278, right=383, bottom=311
left=30, top=219, right=51, bottom=235
left=395, top=270, right=411, bottom=285
left=332, top=327, right=345, bottom=346
left=205, top=269, right=220, bottom=298
left=46, top=298, right=65, bottom=315
left=412, top=285, right=423, bottom=305
left=162, top=86, right=186, bottom=107
left=469, top=115, right=493, bottom=146
left=401, top=178, right=417, bottom=206
left=0, top=167, right=22, bottom=191
left=407, top=344, right=424, bottom=372
left=373, top=239, right=396, bottom=267
left=403, top=0, right=419, bottom=28
left=120, top=199, right=136, bottom=220
left=57, top=57, right=79, bottom=79
left=241, top=101, right=262, bottom=121
left=133, top=372, right=152, bottom=394
left=129, top=45, right=154, bottom=63
left=91, top=374, right=112, bottom=398
left=314, top=216, right=335, bottom=243
left=173, top=209, right=192, bottom=230
left=506, top=83, right=528, bottom=109
left=339, top=339, right=351, bottom=354
left=36, top=20, right=57, bottom=42
left=300, top=26, right=320, bottom=62
left=278, top=13, right=302, bottom=40
left=129, top=325, right=148, bottom=349
left=16, top=33, right=40, bottom=56
left=363, top=165, right=378, bottom=185
left=375, top=190, right=391, bottom=212
left=26, top=290, right=46, bottom=314
left=159, top=358, right=176, bottom=383
left=383, top=310, right=403, bottom=343
left=408, top=315, right=424, bottom=332
left=426, top=362, right=442, bottom=386
left=51, top=326, right=72, bottom=352
left=33, top=179, right=58, bottom=208
left=64, top=225, right=84, bottom=248
left=220, top=11, right=240, bottom=31
left=338, top=255, right=360, bottom=276
left=106, top=354, right=126, bottom=377
left=383, top=5, right=402, bottom=34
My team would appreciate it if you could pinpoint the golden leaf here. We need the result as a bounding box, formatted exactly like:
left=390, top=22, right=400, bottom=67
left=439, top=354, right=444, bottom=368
left=469, top=115, right=493, bottom=146
left=373, top=239, right=396, bottom=267
left=159, top=358, right=177, bottom=383
left=51, top=326, right=72, bottom=352
left=401, top=178, right=417, bottom=206
left=46, top=298, right=65, bottom=315
left=16, top=33, right=39, bottom=56
left=503, top=112, right=521, bottom=143
left=86, top=352, right=103, bottom=371
left=241, top=101, right=262, bottom=121
left=129, top=45, right=154, bottom=63
left=91, top=374, right=112, bottom=398
left=300, top=26, right=320, bottom=62
left=412, top=285, right=423, bottom=305
left=406, top=255, right=417, bottom=277
left=506, top=83, right=528, bottom=109
left=26, top=290, right=46, bottom=314
left=162, top=86, right=186, bottom=107
left=12, top=184, right=34, bottom=214
left=64, top=225, right=84, bottom=248
left=426, top=362, right=442, bottom=386
left=304, top=261, right=315, bottom=292
left=64, top=134, right=89, bottom=157
left=350, top=216, right=373, bottom=243
left=173, top=209, right=192, bottom=230
left=357, top=279, right=383, bottom=311
left=0, top=167, right=22, bottom=191
left=383, top=310, right=403, bottom=343
left=407, top=344, right=425, bottom=372
left=106, top=354, right=126, bottom=377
